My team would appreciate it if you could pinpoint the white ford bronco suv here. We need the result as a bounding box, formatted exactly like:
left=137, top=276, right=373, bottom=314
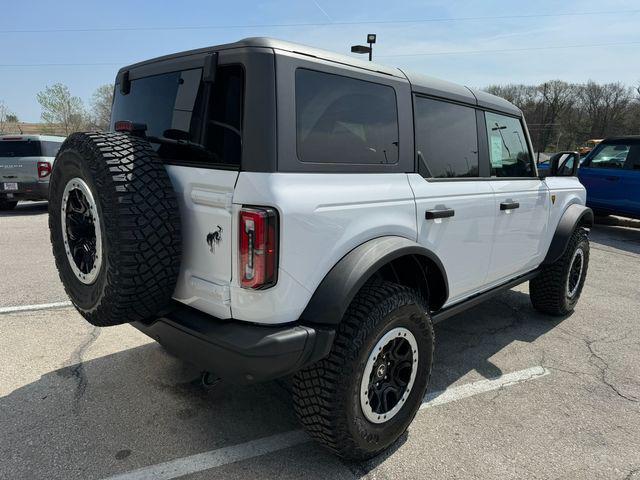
left=48, top=38, right=593, bottom=460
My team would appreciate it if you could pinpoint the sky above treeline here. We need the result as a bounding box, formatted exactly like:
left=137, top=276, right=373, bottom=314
left=2, top=0, right=639, bottom=122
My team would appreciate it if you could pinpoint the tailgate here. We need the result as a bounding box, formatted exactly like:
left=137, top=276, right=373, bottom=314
left=166, top=165, right=239, bottom=319
left=0, top=157, right=41, bottom=185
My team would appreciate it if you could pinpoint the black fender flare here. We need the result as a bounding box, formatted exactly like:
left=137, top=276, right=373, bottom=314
left=542, top=204, right=594, bottom=265
left=300, top=236, right=448, bottom=326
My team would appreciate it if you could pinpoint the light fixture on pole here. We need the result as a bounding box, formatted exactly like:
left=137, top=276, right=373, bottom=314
left=351, top=33, right=376, bottom=61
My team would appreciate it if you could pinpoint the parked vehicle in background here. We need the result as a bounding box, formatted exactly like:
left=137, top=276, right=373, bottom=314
left=578, top=138, right=603, bottom=157
left=0, top=135, right=65, bottom=210
left=578, top=136, right=640, bottom=219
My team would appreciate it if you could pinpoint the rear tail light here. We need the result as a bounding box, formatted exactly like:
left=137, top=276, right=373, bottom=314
left=239, top=206, right=278, bottom=289
left=37, top=161, right=52, bottom=178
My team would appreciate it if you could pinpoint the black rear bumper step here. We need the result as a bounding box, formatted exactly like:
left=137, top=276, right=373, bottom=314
left=132, top=305, right=334, bottom=384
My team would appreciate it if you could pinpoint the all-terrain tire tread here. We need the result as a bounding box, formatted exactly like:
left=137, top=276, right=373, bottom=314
left=49, top=132, right=181, bottom=327
left=292, top=280, right=433, bottom=459
left=530, top=227, right=589, bottom=316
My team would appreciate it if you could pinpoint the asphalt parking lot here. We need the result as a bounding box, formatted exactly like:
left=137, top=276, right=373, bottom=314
left=1, top=201, right=639, bottom=480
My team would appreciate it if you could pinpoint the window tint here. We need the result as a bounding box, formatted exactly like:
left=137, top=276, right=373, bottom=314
left=414, top=97, right=478, bottom=178
left=296, top=69, right=399, bottom=165
left=587, top=143, right=633, bottom=170
left=0, top=140, right=41, bottom=157
left=110, top=65, right=244, bottom=167
left=485, top=112, right=534, bottom=177
left=204, top=65, right=244, bottom=168
left=41, top=141, right=62, bottom=157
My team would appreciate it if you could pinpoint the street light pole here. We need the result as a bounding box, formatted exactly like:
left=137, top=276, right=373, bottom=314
left=351, top=34, right=377, bottom=62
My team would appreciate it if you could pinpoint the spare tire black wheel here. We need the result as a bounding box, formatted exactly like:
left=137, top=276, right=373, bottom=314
left=48, top=132, right=181, bottom=327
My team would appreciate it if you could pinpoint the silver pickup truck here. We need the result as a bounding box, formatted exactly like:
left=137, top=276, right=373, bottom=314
left=0, top=135, right=65, bottom=210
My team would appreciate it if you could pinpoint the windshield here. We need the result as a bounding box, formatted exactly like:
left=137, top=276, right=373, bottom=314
left=0, top=140, right=42, bottom=157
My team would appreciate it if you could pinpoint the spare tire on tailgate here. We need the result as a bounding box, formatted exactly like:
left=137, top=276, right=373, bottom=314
left=48, top=132, right=181, bottom=327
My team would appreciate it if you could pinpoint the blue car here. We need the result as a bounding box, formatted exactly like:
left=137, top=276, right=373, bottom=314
left=578, top=136, right=640, bottom=219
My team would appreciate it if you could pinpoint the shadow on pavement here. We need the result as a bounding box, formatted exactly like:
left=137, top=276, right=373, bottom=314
left=0, top=201, right=48, bottom=217
left=0, top=289, right=560, bottom=479
left=590, top=223, right=640, bottom=256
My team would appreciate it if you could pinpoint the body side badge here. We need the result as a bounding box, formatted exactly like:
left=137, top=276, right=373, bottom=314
left=206, top=226, right=223, bottom=253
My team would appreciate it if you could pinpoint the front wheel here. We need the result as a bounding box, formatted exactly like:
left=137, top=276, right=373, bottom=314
left=292, top=280, right=434, bottom=460
left=530, top=227, right=590, bottom=316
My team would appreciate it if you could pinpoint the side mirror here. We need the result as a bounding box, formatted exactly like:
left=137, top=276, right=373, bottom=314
left=548, top=151, right=580, bottom=177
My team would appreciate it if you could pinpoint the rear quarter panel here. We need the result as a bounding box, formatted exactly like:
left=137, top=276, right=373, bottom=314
left=230, top=172, right=417, bottom=324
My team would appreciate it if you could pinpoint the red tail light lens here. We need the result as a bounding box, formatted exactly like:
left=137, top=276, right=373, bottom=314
left=37, top=161, right=52, bottom=178
left=239, top=207, right=278, bottom=289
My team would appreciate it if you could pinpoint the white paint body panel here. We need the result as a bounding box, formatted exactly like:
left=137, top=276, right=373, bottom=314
left=407, top=174, right=495, bottom=303
left=166, top=164, right=586, bottom=325
left=486, top=179, right=550, bottom=284
left=166, top=165, right=238, bottom=319
left=230, top=172, right=417, bottom=324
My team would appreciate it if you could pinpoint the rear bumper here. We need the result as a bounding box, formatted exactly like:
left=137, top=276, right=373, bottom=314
left=132, top=304, right=335, bottom=384
left=0, top=180, right=49, bottom=201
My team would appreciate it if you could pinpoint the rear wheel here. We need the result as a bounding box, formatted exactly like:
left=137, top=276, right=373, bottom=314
left=530, top=227, right=589, bottom=316
left=0, top=198, right=18, bottom=210
left=292, top=280, right=434, bottom=460
left=48, top=132, right=182, bottom=327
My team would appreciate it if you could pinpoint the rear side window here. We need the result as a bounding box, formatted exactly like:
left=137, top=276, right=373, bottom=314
left=110, top=65, right=244, bottom=168
left=485, top=112, right=534, bottom=177
left=414, top=97, right=478, bottom=178
left=0, top=140, right=41, bottom=157
left=41, top=141, right=62, bottom=157
left=295, top=69, right=399, bottom=165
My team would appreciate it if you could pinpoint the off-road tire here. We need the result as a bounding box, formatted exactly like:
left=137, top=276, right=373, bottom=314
left=0, top=198, right=18, bottom=210
left=48, top=132, right=181, bottom=327
left=530, top=227, right=589, bottom=316
left=292, top=280, right=434, bottom=460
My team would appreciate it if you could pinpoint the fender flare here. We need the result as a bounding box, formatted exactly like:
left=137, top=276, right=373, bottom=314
left=300, top=236, right=448, bottom=326
left=542, top=204, right=594, bottom=265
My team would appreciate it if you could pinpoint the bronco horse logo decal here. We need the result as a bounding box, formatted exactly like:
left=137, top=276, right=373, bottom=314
left=206, top=226, right=223, bottom=253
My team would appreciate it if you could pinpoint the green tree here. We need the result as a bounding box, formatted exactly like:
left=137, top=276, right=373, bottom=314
left=36, top=83, right=88, bottom=135
left=90, top=84, right=114, bottom=131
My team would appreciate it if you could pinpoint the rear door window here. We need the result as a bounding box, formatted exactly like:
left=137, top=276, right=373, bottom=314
left=484, top=112, right=534, bottom=177
left=0, top=140, right=41, bottom=157
left=414, top=97, right=479, bottom=178
left=111, top=65, right=244, bottom=168
left=295, top=69, right=399, bottom=165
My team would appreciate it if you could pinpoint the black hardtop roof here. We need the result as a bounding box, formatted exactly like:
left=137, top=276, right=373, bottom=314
left=119, top=37, right=521, bottom=117
left=601, top=135, right=640, bottom=143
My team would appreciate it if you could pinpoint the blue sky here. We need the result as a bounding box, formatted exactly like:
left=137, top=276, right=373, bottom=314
left=2, top=0, right=639, bottom=122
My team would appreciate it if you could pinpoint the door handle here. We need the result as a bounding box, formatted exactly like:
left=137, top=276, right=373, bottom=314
left=500, top=201, right=520, bottom=211
left=605, top=176, right=620, bottom=181
left=425, top=208, right=455, bottom=220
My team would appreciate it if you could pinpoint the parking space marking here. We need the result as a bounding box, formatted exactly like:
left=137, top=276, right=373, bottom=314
left=421, top=366, right=550, bottom=410
left=102, top=366, right=550, bottom=480
left=0, top=301, right=72, bottom=315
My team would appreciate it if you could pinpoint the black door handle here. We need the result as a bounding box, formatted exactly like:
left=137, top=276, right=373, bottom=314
left=425, top=208, right=455, bottom=220
left=500, top=201, right=520, bottom=211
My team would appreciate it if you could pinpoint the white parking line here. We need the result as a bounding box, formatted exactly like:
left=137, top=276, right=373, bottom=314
left=421, top=365, right=549, bottom=409
left=103, top=366, right=550, bottom=480
left=0, top=301, right=72, bottom=314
